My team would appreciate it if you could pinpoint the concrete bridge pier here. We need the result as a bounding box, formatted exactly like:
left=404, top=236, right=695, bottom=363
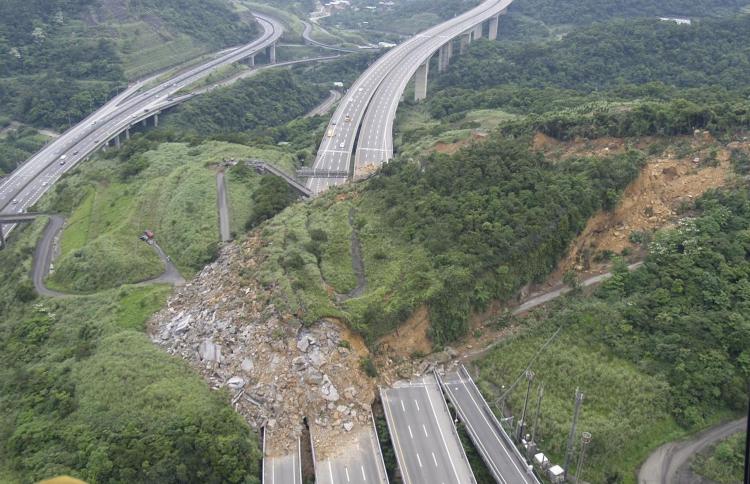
left=414, top=60, right=429, bottom=101
left=125, top=128, right=130, bottom=140
left=489, top=15, right=499, bottom=40
left=153, top=112, right=159, bottom=127
left=0, top=227, right=5, bottom=250
left=438, top=42, right=453, bottom=72
left=460, top=33, right=471, bottom=54
left=249, top=54, right=255, bottom=67
left=114, top=134, right=121, bottom=149
left=473, top=23, right=483, bottom=40
left=268, top=43, right=277, bottom=64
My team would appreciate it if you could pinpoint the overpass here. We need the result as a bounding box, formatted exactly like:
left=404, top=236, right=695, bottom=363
left=0, top=12, right=284, bottom=239
left=307, top=0, right=511, bottom=194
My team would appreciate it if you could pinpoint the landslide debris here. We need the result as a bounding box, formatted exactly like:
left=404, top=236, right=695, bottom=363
left=149, top=234, right=375, bottom=457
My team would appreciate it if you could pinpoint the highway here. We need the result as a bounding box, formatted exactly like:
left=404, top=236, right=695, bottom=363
left=0, top=12, right=284, bottom=238
left=263, top=436, right=303, bottom=484
left=381, top=374, right=476, bottom=484
left=354, top=0, right=512, bottom=176
left=314, top=423, right=390, bottom=484
left=308, top=0, right=511, bottom=194
left=440, top=366, right=539, bottom=484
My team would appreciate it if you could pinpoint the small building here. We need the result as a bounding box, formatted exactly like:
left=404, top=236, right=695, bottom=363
left=144, top=230, right=154, bottom=240
left=533, top=452, right=550, bottom=470
left=547, top=465, right=565, bottom=483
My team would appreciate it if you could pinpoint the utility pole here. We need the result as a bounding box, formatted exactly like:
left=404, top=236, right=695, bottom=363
left=564, top=388, right=584, bottom=480
left=529, top=383, right=544, bottom=455
left=517, top=370, right=535, bottom=442
left=575, top=432, right=592, bottom=482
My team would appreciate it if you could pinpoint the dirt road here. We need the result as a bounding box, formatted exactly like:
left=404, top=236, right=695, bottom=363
left=217, top=171, right=231, bottom=243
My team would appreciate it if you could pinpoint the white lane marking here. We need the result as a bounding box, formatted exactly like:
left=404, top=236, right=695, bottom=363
left=345, top=466, right=350, bottom=482
left=271, top=457, right=275, bottom=484
left=382, top=391, right=412, bottom=484
left=432, top=452, right=439, bottom=467
left=401, top=400, right=406, bottom=412
left=423, top=375, right=462, bottom=483
left=423, top=424, right=429, bottom=437
left=415, top=400, right=420, bottom=412
left=416, top=453, right=423, bottom=468
left=361, top=465, right=367, bottom=481
left=408, top=425, right=413, bottom=439
left=328, top=460, right=335, bottom=484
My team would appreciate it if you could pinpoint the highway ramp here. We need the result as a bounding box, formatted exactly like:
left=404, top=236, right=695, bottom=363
left=381, top=374, right=476, bottom=484
left=440, top=366, right=539, bottom=484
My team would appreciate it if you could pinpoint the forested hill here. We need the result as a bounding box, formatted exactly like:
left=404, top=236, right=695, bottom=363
left=0, top=0, right=258, bottom=129
left=511, top=0, right=747, bottom=26
left=438, top=15, right=750, bottom=92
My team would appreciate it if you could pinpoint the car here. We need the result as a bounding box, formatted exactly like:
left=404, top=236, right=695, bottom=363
left=358, top=87, right=364, bottom=92
left=42, top=182, right=48, bottom=187
left=73, top=150, right=79, bottom=155
left=345, top=115, right=351, bottom=122
left=11, top=199, right=18, bottom=204
left=17, top=208, right=23, bottom=213
left=339, top=142, right=345, bottom=149
left=143, top=108, right=150, bottom=112
left=59, top=159, right=66, bottom=165
left=332, top=121, right=337, bottom=126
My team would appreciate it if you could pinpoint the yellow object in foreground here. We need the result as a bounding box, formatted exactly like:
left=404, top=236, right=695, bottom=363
left=38, top=477, right=87, bottom=484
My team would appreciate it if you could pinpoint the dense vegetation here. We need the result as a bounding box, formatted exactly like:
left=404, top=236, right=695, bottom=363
left=0, top=221, right=261, bottom=483
left=323, top=0, right=479, bottom=34
left=692, top=431, right=746, bottom=483
left=167, top=70, right=328, bottom=135
left=0, top=125, right=50, bottom=175
left=477, top=185, right=750, bottom=482
left=510, top=0, right=747, bottom=27
left=363, top=139, right=644, bottom=343
left=439, top=16, right=750, bottom=93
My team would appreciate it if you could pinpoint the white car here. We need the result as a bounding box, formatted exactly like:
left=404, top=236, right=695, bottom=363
left=339, top=142, right=345, bottom=149
left=11, top=199, right=18, bottom=204
left=42, top=182, right=48, bottom=187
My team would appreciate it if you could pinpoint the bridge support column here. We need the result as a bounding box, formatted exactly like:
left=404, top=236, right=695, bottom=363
left=249, top=54, right=255, bottom=67
left=0, top=227, right=5, bottom=250
left=438, top=43, right=452, bottom=73
left=460, top=33, right=471, bottom=54
left=268, top=43, right=277, bottom=64
left=154, top=113, right=159, bottom=127
left=414, top=60, right=429, bottom=102
left=473, top=23, right=482, bottom=40
left=489, top=15, right=499, bottom=40
left=114, top=134, right=121, bottom=149
left=125, top=128, right=130, bottom=140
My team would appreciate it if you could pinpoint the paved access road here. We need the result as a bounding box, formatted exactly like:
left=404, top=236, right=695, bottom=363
left=441, top=366, right=538, bottom=484
left=381, top=374, right=476, bottom=484
left=263, top=437, right=303, bottom=484
left=354, top=0, right=511, bottom=176
left=0, top=13, right=283, bottom=237
left=314, top=424, right=389, bottom=484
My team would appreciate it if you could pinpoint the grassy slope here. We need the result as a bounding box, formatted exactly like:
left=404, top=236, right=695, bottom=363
left=691, top=431, right=745, bottom=483
left=41, top=139, right=294, bottom=292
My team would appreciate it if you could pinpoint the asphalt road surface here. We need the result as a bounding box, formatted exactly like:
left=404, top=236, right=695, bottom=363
left=264, top=437, right=303, bottom=484
left=638, top=418, right=746, bottom=484
left=381, top=374, right=476, bottom=484
left=314, top=420, right=389, bottom=484
left=441, top=366, right=538, bottom=484
left=31, top=215, right=68, bottom=297
left=306, top=90, right=343, bottom=118
left=308, top=0, right=512, bottom=194
left=216, top=172, right=231, bottom=242
left=354, top=0, right=512, bottom=176
left=0, top=12, right=283, bottom=238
